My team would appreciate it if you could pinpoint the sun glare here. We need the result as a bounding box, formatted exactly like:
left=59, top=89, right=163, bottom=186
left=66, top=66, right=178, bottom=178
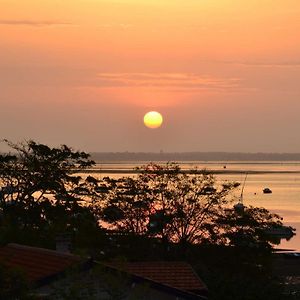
left=143, top=111, right=163, bottom=129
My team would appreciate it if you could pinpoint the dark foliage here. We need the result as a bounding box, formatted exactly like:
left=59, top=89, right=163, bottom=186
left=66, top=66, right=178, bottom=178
left=96, top=163, right=288, bottom=253
left=0, top=140, right=102, bottom=249
left=0, top=143, right=296, bottom=299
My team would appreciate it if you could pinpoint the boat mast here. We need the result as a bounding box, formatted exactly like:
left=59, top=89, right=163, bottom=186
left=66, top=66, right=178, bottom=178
left=234, top=173, right=247, bottom=214
left=240, top=173, right=248, bottom=204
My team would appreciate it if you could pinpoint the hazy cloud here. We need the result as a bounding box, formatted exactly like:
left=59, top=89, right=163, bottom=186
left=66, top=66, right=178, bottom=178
left=0, top=66, right=94, bottom=87
left=96, top=73, right=241, bottom=91
left=0, top=20, right=72, bottom=27
left=221, top=60, right=300, bottom=67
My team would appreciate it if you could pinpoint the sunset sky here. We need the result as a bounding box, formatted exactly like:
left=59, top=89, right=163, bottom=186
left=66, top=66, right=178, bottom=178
left=1, top=0, right=300, bottom=152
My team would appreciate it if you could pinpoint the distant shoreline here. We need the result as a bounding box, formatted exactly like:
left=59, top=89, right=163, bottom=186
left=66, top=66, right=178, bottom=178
left=75, top=169, right=300, bottom=175
left=90, top=152, right=300, bottom=162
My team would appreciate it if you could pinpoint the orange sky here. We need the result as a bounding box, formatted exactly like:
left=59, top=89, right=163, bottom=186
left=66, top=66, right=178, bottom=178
left=1, top=0, right=300, bottom=152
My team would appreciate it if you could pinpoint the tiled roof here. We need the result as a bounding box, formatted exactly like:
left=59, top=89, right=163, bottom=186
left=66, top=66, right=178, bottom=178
left=0, top=243, right=81, bottom=284
left=110, top=261, right=207, bottom=294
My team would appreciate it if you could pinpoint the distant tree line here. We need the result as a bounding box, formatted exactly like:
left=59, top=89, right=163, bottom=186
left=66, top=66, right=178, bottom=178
left=90, top=151, right=300, bottom=162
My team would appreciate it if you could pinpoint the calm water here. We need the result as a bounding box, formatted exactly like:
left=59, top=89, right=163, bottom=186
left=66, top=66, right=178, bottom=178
left=83, top=161, right=300, bottom=251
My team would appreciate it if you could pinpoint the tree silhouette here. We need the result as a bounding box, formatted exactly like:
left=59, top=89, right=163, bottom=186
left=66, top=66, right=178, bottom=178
left=98, top=163, right=292, bottom=253
left=0, top=140, right=99, bottom=247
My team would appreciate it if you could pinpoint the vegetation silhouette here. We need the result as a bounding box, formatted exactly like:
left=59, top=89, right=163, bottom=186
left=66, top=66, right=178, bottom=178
left=0, top=140, right=103, bottom=250
left=0, top=140, right=296, bottom=299
left=96, top=162, right=292, bottom=255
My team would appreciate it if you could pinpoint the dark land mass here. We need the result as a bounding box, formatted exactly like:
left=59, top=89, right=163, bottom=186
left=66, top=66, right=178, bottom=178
left=90, top=152, right=300, bottom=162
left=75, top=169, right=300, bottom=175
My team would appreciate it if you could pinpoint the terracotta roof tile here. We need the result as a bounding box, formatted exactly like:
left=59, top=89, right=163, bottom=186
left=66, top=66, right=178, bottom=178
left=110, top=261, right=207, bottom=293
left=0, top=243, right=81, bottom=283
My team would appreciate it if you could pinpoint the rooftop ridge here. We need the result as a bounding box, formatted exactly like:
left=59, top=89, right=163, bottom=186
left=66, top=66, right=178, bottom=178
left=7, top=243, right=80, bottom=260
left=98, top=261, right=207, bottom=299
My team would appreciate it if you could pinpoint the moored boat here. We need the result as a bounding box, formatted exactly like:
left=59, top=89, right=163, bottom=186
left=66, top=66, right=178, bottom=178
left=263, top=187, right=272, bottom=194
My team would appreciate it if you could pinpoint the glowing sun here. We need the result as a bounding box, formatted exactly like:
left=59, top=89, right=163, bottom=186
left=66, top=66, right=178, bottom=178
left=143, top=111, right=163, bottom=129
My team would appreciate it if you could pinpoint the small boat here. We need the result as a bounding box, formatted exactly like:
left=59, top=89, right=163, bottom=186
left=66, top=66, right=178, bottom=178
left=263, top=188, right=272, bottom=194
left=264, top=226, right=294, bottom=239
left=234, top=173, right=247, bottom=215
left=234, top=202, right=245, bottom=214
left=283, top=252, right=300, bottom=259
